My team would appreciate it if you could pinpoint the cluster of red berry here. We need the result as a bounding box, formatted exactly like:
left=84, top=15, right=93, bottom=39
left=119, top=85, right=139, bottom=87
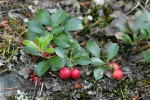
left=59, top=67, right=80, bottom=79
left=110, top=62, right=123, bottom=80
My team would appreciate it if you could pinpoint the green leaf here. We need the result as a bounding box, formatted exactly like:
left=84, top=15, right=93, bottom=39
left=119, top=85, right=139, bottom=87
left=140, top=28, right=149, bottom=41
left=34, top=60, right=51, bottom=76
left=143, top=49, right=150, bottom=63
left=86, top=41, right=100, bottom=57
left=122, top=34, right=133, bottom=44
left=94, top=67, right=104, bottom=80
left=135, top=13, right=150, bottom=33
left=54, top=47, right=68, bottom=58
left=24, top=46, right=41, bottom=56
left=23, top=40, right=37, bottom=49
left=27, top=20, right=45, bottom=33
left=35, top=9, right=51, bottom=26
left=51, top=26, right=64, bottom=35
left=72, top=49, right=83, bottom=59
left=41, top=34, right=53, bottom=49
left=74, top=56, right=91, bottom=65
left=69, top=38, right=81, bottom=49
left=106, top=43, right=119, bottom=61
left=53, top=34, right=70, bottom=48
left=51, top=65, right=61, bottom=71
left=51, top=10, right=68, bottom=27
left=91, top=57, right=105, bottom=65
left=49, top=56, right=66, bottom=68
left=25, top=30, right=42, bottom=41
left=35, top=37, right=40, bottom=46
left=45, top=48, right=54, bottom=53
left=64, top=18, right=83, bottom=31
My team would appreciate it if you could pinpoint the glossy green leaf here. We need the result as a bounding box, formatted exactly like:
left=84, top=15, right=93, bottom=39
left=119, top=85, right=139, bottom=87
left=72, top=49, right=83, bottom=59
left=122, top=34, right=133, bottom=44
left=45, top=48, right=54, bottom=53
left=140, top=28, right=149, bottom=41
left=23, top=40, right=37, bottom=49
left=54, top=47, right=68, bottom=58
left=75, top=56, right=91, bottom=65
left=27, top=20, right=45, bottom=33
left=94, top=67, right=104, bottom=80
left=143, top=49, right=150, bottom=63
left=25, top=30, right=41, bottom=41
left=41, top=34, right=53, bottom=49
left=24, top=46, right=41, bottom=56
left=51, top=65, right=61, bottom=71
left=51, top=26, right=64, bottom=35
left=106, top=43, right=119, bottom=61
left=51, top=10, right=68, bottom=27
left=34, top=60, right=51, bottom=76
left=35, top=9, right=51, bottom=26
left=91, top=57, right=105, bottom=65
left=64, top=18, right=83, bottom=31
left=35, top=37, right=40, bottom=46
left=53, top=34, right=70, bottom=48
left=86, top=41, right=100, bottom=57
left=49, top=56, right=66, bottom=68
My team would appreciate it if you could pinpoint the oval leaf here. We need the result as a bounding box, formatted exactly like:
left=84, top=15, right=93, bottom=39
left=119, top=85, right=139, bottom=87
left=25, top=30, right=42, bottom=41
left=45, top=48, right=54, bottom=53
left=86, top=41, right=100, bottom=57
left=51, top=26, right=64, bottom=35
left=72, top=49, right=83, bottom=59
left=27, top=20, right=45, bottom=33
left=54, top=47, right=68, bottom=58
left=49, top=56, right=66, bottom=68
left=143, top=49, right=150, bottom=63
left=122, top=34, right=133, bottom=44
left=53, top=35, right=70, bottom=48
left=91, top=57, right=105, bottom=65
left=51, top=10, right=68, bottom=27
left=35, top=9, right=51, bottom=26
left=74, top=56, right=91, bottom=65
left=41, top=34, right=53, bottom=49
left=94, top=68, right=104, bottom=80
left=34, top=60, right=51, bottom=76
left=64, top=18, right=83, bottom=31
left=24, top=46, right=41, bottom=56
left=23, top=40, right=37, bottom=49
left=106, top=43, right=119, bottom=61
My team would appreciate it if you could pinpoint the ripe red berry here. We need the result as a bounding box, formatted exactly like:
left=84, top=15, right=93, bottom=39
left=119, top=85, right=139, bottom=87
left=33, top=77, right=40, bottom=82
left=71, top=68, right=80, bottom=79
left=113, top=70, right=123, bottom=80
left=109, top=62, right=120, bottom=70
left=59, top=67, right=71, bottom=79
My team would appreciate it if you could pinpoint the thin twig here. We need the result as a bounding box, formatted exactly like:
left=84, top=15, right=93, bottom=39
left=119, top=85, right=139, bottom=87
left=145, top=0, right=149, bottom=8
left=31, top=81, right=38, bottom=100
left=39, top=83, right=44, bottom=97
left=1, top=86, right=20, bottom=90
left=126, top=0, right=140, bottom=15
left=138, top=2, right=148, bottom=12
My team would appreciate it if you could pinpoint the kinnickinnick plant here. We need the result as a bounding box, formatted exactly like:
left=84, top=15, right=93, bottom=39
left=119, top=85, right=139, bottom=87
left=23, top=9, right=91, bottom=77
left=23, top=9, right=120, bottom=80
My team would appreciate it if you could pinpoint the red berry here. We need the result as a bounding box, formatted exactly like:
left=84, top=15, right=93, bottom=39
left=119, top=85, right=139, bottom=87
left=113, top=70, right=123, bottom=80
left=109, top=62, right=120, bottom=70
left=59, top=67, right=71, bottom=79
left=33, top=77, right=40, bottom=82
left=71, top=68, right=80, bottom=79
